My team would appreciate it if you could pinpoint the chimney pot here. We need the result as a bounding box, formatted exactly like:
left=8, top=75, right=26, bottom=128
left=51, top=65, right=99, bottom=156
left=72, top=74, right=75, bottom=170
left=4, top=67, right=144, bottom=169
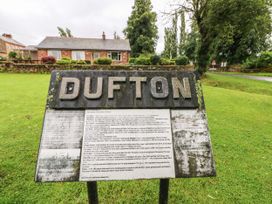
left=2, top=33, right=12, bottom=38
left=102, top=32, right=106, bottom=40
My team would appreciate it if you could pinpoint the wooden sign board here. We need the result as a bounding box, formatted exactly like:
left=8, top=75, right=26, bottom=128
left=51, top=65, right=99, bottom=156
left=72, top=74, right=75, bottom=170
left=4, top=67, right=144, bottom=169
left=35, top=70, right=216, bottom=182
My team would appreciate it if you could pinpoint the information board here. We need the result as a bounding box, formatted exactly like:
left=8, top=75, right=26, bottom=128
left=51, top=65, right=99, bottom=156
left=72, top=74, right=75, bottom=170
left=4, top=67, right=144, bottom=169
left=35, top=70, right=216, bottom=182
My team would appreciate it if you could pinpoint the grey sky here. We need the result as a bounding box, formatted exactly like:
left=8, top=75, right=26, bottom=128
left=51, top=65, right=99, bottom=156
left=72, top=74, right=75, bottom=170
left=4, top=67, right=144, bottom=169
left=0, top=0, right=172, bottom=53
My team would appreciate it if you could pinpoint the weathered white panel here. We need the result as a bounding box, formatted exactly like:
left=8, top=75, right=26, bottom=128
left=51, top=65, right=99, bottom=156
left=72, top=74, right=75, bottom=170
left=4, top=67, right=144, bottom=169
left=171, top=110, right=216, bottom=177
left=35, top=110, right=84, bottom=182
left=80, top=109, right=175, bottom=181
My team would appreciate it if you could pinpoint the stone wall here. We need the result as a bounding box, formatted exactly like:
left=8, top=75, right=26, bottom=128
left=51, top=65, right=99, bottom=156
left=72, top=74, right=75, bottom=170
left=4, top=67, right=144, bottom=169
left=0, top=63, right=194, bottom=73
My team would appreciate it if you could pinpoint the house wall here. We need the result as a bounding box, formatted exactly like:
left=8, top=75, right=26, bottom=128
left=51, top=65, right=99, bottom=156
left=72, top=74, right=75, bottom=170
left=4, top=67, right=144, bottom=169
left=5, top=42, right=25, bottom=54
left=0, top=39, right=6, bottom=55
left=0, top=39, right=25, bottom=57
left=37, top=50, right=47, bottom=60
left=85, top=51, right=92, bottom=61
left=37, top=49, right=130, bottom=64
left=61, top=50, right=71, bottom=59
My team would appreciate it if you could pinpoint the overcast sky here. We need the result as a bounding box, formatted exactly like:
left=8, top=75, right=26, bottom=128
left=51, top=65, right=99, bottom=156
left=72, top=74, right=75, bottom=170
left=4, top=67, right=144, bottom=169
left=0, top=0, right=174, bottom=53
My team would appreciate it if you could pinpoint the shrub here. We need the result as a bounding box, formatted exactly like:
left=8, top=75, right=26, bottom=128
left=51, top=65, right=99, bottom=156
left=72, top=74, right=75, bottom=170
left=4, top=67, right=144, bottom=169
left=243, top=52, right=272, bottom=69
left=8, top=51, right=17, bottom=59
left=0, top=56, right=7, bottom=61
left=76, top=60, right=87, bottom=64
left=243, top=58, right=258, bottom=69
left=94, top=58, right=112, bottom=65
left=56, top=60, right=70, bottom=65
left=85, top=60, right=91, bottom=64
left=41, top=56, right=56, bottom=64
left=150, top=55, right=161, bottom=65
left=70, top=60, right=77, bottom=64
left=61, top=57, right=71, bottom=61
left=175, top=56, right=189, bottom=65
left=159, top=58, right=175, bottom=65
left=129, top=58, right=137, bottom=64
left=135, top=57, right=151, bottom=65
left=257, top=51, right=272, bottom=68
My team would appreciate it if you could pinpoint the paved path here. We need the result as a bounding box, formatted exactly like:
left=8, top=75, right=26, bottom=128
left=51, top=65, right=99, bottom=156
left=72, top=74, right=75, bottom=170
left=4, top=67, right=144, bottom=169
left=218, top=73, right=272, bottom=83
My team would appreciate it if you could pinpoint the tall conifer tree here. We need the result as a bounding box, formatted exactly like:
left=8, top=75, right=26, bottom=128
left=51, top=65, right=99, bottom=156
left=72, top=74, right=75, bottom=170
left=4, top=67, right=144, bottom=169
left=124, top=0, right=158, bottom=57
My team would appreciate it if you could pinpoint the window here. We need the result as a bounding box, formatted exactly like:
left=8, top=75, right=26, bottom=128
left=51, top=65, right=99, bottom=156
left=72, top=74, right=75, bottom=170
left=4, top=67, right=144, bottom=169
left=72, top=51, right=85, bottom=60
left=108, top=52, right=121, bottom=61
left=48, top=50, right=61, bottom=60
left=92, top=52, right=100, bottom=59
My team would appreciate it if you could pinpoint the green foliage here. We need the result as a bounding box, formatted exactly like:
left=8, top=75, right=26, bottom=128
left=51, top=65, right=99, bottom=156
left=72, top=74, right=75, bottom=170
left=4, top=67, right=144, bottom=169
left=170, top=0, right=272, bottom=74
left=208, top=0, right=272, bottom=64
left=163, top=13, right=178, bottom=59
left=124, top=0, right=158, bottom=57
left=243, top=51, right=272, bottom=69
left=56, top=58, right=87, bottom=65
left=159, top=58, right=175, bottom=65
left=57, top=27, right=73, bottom=37
left=179, top=11, right=187, bottom=55
left=94, top=58, right=112, bottom=65
left=175, top=56, right=189, bottom=65
left=56, top=60, right=70, bottom=65
left=8, top=51, right=17, bottom=59
left=129, top=58, right=137, bottom=64
left=0, top=56, right=7, bottom=61
left=76, top=60, right=86, bottom=64
left=135, top=57, right=151, bottom=65
left=150, top=55, right=161, bottom=65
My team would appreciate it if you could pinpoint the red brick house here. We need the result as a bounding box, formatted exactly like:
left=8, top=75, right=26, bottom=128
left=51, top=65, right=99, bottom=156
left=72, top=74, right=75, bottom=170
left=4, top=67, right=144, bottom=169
left=0, top=34, right=25, bottom=57
left=37, top=33, right=131, bottom=64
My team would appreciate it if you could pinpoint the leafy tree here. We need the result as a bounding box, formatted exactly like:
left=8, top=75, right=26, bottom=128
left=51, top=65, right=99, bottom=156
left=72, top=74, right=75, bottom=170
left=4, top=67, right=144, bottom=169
left=179, top=11, right=187, bottom=55
left=124, top=0, right=158, bottom=57
left=183, top=21, right=199, bottom=63
left=66, top=28, right=73, bottom=37
left=163, top=12, right=178, bottom=59
left=163, top=28, right=172, bottom=58
left=170, top=0, right=271, bottom=74
left=57, top=27, right=73, bottom=37
left=208, top=0, right=272, bottom=64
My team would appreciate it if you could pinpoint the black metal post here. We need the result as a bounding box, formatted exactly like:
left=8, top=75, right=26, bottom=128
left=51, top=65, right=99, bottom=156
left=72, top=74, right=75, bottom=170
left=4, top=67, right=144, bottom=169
left=87, top=182, right=98, bottom=204
left=159, top=179, right=169, bottom=204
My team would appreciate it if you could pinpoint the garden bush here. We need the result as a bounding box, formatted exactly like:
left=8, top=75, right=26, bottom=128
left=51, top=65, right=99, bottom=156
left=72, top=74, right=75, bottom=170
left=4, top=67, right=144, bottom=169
left=8, top=51, right=17, bottom=59
left=94, top=58, right=112, bottom=65
left=41, top=56, right=56, bottom=64
left=135, top=57, right=151, bottom=65
left=159, top=58, right=175, bottom=65
left=243, top=52, right=272, bottom=69
left=129, top=58, right=137, bottom=64
left=56, top=60, right=70, bottom=65
left=76, top=60, right=87, bottom=64
left=0, top=56, right=7, bottom=61
left=175, top=56, right=189, bottom=65
left=150, top=55, right=161, bottom=65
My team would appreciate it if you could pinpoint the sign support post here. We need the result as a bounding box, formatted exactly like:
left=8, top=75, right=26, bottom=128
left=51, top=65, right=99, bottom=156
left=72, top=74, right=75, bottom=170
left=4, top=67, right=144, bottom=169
left=87, top=182, right=98, bottom=204
left=159, top=179, right=169, bottom=204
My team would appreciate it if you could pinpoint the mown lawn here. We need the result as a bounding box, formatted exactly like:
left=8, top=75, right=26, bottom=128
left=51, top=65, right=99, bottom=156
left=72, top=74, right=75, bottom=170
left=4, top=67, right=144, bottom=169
left=0, top=73, right=271, bottom=204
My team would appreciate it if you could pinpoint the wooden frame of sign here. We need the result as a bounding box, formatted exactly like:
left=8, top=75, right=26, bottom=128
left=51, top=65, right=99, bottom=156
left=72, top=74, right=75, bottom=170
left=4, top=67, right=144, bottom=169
left=35, top=70, right=216, bottom=204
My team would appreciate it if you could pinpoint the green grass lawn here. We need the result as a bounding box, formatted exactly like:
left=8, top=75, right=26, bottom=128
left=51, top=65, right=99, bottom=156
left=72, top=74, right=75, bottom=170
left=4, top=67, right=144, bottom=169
left=216, top=72, right=272, bottom=77
left=0, top=73, right=271, bottom=204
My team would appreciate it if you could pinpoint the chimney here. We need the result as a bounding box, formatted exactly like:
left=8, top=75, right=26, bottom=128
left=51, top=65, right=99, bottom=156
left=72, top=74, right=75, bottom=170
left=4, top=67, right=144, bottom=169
left=102, top=32, right=106, bottom=40
left=2, top=33, right=12, bottom=38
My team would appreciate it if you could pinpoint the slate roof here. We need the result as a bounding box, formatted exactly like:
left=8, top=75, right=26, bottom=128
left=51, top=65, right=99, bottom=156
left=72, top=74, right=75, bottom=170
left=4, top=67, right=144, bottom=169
left=18, top=45, right=38, bottom=51
left=0, top=35, right=25, bottom=47
left=37, top=37, right=131, bottom=51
